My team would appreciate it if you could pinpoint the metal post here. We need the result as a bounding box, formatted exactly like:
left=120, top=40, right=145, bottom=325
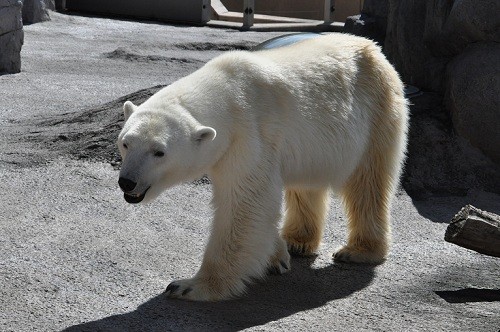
left=243, top=0, right=254, bottom=28
left=324, top=0, right=335, bottom=23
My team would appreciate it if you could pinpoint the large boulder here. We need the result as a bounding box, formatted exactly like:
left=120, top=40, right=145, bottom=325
left=355, top=0, right=500, bottom=195
left=384, top=0, right=447, bottom=92
left=424, top=0, right=500, bottom=57
left=0, top=0, right=23, bottom=74
left=445, top=42, right=500, bottom=164
left=22, top=0, right=53, bottom=24
left=385, top=0, right=499, bottom=93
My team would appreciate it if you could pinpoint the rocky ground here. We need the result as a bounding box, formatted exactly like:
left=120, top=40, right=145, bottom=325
left=1, top=11, right=499, bottom=332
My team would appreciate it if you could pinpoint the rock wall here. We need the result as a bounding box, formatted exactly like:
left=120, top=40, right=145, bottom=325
left=0, top=0, right=24, bottom=74
left=424, top=1, right=499, bottom=58
left=384, top=0, right=447, bottom=92
left=346, top=0, right=500, bottom=192
left=385, top=0, right=500, bottom=93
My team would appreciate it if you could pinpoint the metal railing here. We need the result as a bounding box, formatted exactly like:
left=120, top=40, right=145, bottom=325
left=242, top=0, right=336, bottom=28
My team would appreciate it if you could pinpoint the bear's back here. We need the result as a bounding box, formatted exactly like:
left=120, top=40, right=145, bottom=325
left=257, top=33, right=375, bottom=64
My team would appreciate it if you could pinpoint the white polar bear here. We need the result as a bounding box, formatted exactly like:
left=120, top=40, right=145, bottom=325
left=117, top=33, right=409, bottom=301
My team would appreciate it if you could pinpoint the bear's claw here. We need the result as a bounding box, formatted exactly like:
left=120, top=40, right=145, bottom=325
left=268, top=260, right=289, bottom=275
left=287, top=242, right=317, bottom=256
left=267, top=237, right=291, bottom=275
left=164, top=283, right=180, bottom=295
left=164, top=277, right=245, bottom=301
left=182, top=287, right=193, bottom=296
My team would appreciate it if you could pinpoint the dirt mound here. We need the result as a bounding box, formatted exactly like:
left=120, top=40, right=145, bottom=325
left=26, top=85, right=165, bottom=167
left=173, top=42, right=254, bottom=51
left=103, top=48, right=204, bottom=67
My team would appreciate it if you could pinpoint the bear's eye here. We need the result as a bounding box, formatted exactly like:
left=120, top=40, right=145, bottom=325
left=154, top=151, right=165, bottom=158
left=122, top=143, right=128, bottom=149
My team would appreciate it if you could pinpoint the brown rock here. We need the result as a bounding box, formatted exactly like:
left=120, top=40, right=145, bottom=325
left=445, top=205, right=500, bottom=258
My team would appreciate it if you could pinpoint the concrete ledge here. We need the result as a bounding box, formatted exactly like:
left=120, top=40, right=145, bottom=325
left=217, top=11, right=316, bottom=24
left=64, top=0, right=211, bottom=24
left=206, top=20, right=344, bottom=32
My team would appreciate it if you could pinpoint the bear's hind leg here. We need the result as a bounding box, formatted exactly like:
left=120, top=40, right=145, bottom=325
left=334, top=150, right=397, bottom=264
left=282, top=188, right=330, bottom=256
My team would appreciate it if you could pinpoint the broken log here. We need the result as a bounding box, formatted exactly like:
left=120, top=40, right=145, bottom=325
left=444, top=205, right=500, bottom=258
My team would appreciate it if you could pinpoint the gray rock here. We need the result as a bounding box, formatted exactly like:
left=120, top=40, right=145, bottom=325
left=445, top=42, right=500, bottom=165
left=0, top=30, right=24, bottom=73
left=22, top=0, right=51, bottom=24
left=0, top=0, right=23, bottom=74
left=0, top=0, right=22, bottom=34
left=424, top=0, right=500, bottom=57
left=385, top=0, right=500, bottom=93
left=384, top=0, right=447, bottom=92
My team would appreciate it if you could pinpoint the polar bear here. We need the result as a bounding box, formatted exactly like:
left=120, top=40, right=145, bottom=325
left=117, top=33, right=408, bottom=301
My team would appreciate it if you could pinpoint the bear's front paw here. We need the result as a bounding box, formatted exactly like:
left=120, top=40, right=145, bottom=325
left=333, top=245, right=387, bottom=264
left=164, top=276, right=245, bottom=301
left=268, top=237, right=291, bottom=275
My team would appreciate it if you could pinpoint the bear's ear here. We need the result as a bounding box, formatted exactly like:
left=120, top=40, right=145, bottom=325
left=123, top=101, right=137, bottom=122
left=193, top=126, right=217, bottom=143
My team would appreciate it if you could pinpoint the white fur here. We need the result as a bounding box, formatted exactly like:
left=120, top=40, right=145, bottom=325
left=117, top=33, right=409, bottom=301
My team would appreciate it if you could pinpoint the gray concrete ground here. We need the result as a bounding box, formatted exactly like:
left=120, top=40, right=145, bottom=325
left=1, top=12, right=499, bottom=332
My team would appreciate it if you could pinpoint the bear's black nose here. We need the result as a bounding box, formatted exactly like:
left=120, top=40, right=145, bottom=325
left=118, top=177, right=137, bottom=192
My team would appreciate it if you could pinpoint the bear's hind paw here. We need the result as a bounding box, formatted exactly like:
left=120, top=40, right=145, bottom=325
left=284, top=237, right=319, bottom=256
left=333, top=245, right=387, bottom=264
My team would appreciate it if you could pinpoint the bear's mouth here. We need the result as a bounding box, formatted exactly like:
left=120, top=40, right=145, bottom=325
left=123, top=187, right=150, bottom=204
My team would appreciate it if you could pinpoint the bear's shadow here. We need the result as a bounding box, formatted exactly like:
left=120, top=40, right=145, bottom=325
left=64, top=257, right=375, bottom=331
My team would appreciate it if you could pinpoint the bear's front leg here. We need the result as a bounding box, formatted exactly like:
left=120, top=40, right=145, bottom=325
left=165, top=176, right=284, bottom=301
left=164, top=268, right=247, bottom=301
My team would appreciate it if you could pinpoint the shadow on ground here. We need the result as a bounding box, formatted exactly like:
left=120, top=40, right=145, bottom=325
left=411, top=191, right=500, bottom=224
left=436, top=288, right=500, bottom=303
left=63, top=257, right=375, bottom=331
left=428, top=262, right=500, bottom=304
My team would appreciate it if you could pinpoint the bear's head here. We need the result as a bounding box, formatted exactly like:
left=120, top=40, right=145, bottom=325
left=117, top=100, right=216, bottom=204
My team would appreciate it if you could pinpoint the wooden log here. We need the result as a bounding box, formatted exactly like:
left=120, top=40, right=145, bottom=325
left=445, top=205, right=500, bottom=258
